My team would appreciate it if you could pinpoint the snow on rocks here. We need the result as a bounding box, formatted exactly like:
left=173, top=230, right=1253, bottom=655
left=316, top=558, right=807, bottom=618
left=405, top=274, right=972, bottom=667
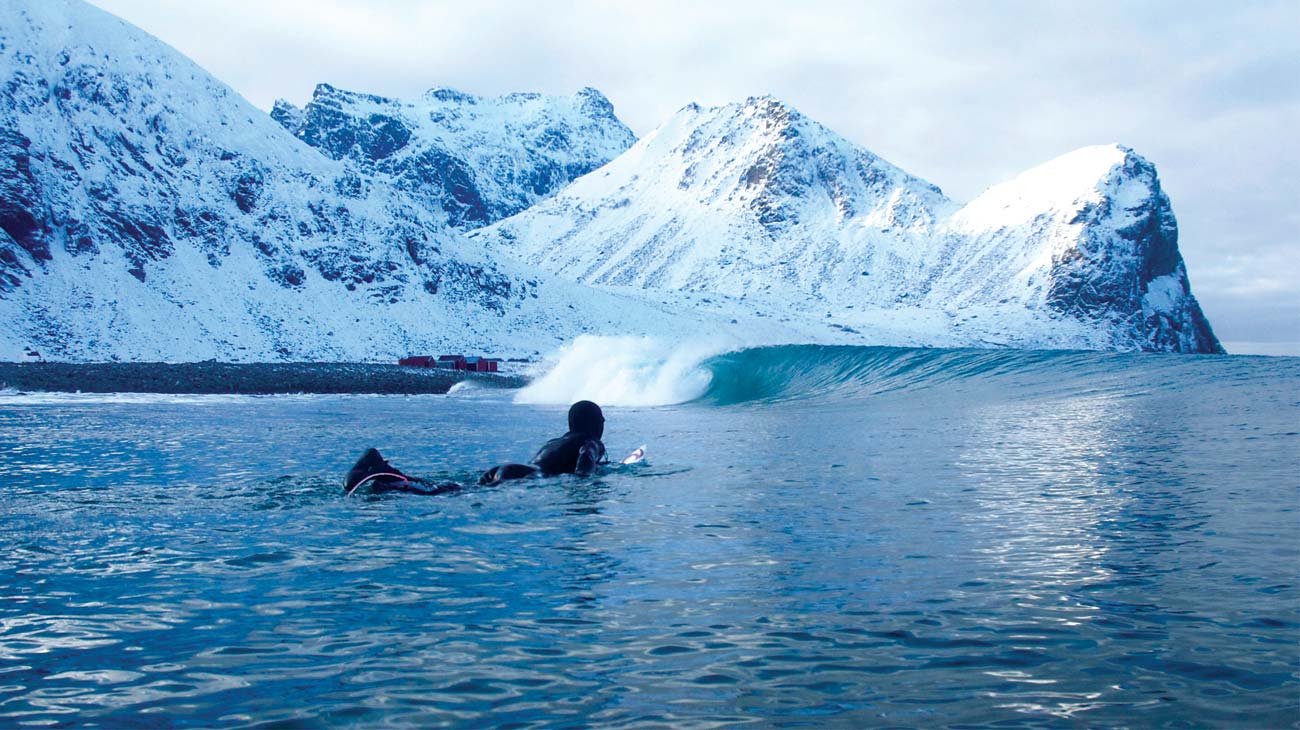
left=0, top=0, right=707, bottom=361
left=272, top=84, right=636, bottom=229
left=0, top=0, right=1221, bottom=360
left=473, top=103, right=1222, bottom=353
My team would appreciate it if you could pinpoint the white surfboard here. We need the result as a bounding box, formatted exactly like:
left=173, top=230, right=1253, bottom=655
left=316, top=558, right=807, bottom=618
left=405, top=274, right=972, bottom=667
left=621, top=445, right=646, bottom=465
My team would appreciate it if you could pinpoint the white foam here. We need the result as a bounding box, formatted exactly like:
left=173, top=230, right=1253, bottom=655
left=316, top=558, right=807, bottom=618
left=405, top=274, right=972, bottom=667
left=0, top=391, right=407, bottom=406
left=513, top=336, right=729, bottom=407
left=0, top=391, right=261, bottom=406
left=446, top=380, right=507, bottom=399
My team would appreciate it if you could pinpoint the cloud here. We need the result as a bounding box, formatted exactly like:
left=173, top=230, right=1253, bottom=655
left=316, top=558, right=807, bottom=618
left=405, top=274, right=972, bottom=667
left=86, top=0, right=1300, bottom=344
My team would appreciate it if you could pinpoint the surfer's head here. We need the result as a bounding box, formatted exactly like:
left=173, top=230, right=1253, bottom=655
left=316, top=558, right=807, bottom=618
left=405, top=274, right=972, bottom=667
left=568, top=400, right=604, bottom=439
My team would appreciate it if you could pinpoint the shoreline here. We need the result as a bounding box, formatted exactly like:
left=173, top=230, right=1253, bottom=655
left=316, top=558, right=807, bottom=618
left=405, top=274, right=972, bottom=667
left=0, top=362, right=527, bottom=395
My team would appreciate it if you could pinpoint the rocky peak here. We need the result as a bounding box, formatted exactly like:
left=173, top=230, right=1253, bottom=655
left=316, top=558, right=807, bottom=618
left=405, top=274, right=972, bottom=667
left=576, top=86, right=616, bottom=117
left=276, top=83, right=637, bottom=229
left=309, top=82, right=393, bottom=107
left=269, top=98, right=302, bottom=131
left=474, top=98, right=1219, bottom=353
left=938, top=144, right=1222, bottom=352
left=473, top=94, right=957, bottom=307
left=423, top=87, right=476, bottom=104
left=0, top=0, right=538, bottom=360
left=741, top=95, right=799, bottom=130
left=707, top=97, right=948, bottom=230
left=1047, top=147, right=1220, bottom=352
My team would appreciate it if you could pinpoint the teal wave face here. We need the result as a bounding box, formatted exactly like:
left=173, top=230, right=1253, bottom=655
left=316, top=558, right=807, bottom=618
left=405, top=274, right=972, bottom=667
left=694, top=345, right=1295, bottom=406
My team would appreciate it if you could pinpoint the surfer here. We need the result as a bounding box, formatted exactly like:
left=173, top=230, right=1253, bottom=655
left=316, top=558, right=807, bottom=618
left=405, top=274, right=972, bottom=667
left=478, top=399, right=608, bottom=484
left=344, top=400, right=609, bottom=495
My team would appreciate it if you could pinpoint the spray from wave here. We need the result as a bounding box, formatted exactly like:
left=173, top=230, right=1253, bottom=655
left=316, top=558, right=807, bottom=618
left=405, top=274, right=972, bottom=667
left=513, top=336, right=730, bottom=406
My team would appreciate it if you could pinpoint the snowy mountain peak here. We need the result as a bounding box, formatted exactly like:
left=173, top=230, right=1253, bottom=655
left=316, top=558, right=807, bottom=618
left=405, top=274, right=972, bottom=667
left=272, top=82, right=636, bottom=228
left=0, top=0, right=751, bottom=362
left=311, top=82, right=389, bottom=106
left=624, top=95, right=952, bottom=233
left=423, top=87, right=475, bottom=104
left=472, top=95, right=956, bottom=304
left=269, top=98, right=303, bottom=131
left=474, top=93, right=1220, bottom=353
left=0, top=0, right=563, bottom=359
left=952, top=143, right=1150, bottom=229
left=575, top=86, right=616, bottom=114
left=742, top=95, right=806, bottom=125
left=935, top=143, right=1220, bottom=352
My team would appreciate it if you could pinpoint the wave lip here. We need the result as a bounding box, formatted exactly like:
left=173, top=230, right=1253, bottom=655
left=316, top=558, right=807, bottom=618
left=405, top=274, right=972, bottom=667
left=696, top=345, right=1066, bottom=405
left=513, top=336, right=725, bottom=407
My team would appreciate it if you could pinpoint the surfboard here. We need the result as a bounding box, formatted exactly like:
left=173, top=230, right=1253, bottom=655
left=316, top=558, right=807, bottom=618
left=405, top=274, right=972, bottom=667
left=621, top=445, right=646, bottom=465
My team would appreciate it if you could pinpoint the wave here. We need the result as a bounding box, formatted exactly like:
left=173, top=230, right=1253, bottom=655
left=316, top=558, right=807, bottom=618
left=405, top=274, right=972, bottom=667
left=706, top=345, right=1299, bottom=405
left=514, top=336, right=727, bottom=406
left=514, top=337, right=1298, bottom=408
left=696, top=345, right=1101, bottom=404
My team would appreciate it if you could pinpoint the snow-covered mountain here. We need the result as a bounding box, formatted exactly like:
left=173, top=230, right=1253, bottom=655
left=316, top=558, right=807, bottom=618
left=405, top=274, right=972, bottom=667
left=0, top=0, right=1221, bottom=362
left=0, top=0, right=716, bottom=361
left=272, top=84, right=635, bottom=229
left=937, top=145, right=1219, bottom=353
left=473, top=97, right=1221, bottom=353
left=474, top=98, right=952, bottom=300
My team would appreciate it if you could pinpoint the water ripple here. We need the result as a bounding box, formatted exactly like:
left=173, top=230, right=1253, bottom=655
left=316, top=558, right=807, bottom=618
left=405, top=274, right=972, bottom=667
left=0, top=363, right=1297, bottom=727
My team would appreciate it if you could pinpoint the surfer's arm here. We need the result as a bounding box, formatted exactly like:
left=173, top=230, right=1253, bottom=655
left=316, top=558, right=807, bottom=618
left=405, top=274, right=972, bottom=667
left=479, top=463, right=540, bottom=485
left=575, top=440, right=603, bottom=476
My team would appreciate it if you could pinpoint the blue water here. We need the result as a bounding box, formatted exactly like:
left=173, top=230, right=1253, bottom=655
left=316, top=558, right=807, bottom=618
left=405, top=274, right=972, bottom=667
left=1, top=347, right=1298, bottom=728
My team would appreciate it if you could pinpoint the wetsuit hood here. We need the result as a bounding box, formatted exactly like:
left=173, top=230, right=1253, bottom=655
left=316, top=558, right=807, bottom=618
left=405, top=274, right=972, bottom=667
left=568, top=400, right=604, bottom=439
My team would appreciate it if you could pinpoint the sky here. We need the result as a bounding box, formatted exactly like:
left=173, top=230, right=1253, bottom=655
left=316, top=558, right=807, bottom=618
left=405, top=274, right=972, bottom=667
left=87, top=0, right=1300, bottom=352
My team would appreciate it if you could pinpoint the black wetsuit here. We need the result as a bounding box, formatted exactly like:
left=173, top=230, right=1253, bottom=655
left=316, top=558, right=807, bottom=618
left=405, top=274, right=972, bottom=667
left=344, top=447, right=459, bottom=495
left=479, top=431, right=606, bottom=484
left=345, top=400, right=608, bottom=493
left=479, top=401, right=607, bottom=485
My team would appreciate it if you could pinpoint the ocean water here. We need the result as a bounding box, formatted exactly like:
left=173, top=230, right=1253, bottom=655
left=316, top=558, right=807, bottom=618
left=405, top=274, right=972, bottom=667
left=1, top=345, right=1298, bottom=728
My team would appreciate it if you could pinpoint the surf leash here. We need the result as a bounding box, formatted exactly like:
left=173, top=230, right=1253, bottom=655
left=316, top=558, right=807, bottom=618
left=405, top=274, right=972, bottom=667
left=345, top=472, right=409, bottom=497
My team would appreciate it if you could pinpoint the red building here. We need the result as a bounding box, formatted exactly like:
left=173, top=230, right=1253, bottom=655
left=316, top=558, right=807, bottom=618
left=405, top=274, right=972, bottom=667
left=399, top=354, right=499, bottom=373
left=463, top=357, right=499, bottom=373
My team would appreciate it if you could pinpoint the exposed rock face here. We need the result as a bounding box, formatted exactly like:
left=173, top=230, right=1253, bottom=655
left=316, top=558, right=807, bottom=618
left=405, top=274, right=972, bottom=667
left=473, top=98, right=1221, bottom=353
left=271, top=84, right=636, bottom=229
left=940, top=144, right=1222, bottom=353
left=0, top=0, right=483, bottom=291
left=0, top=127, right=48, bottom=286
left=1050, top=154, right=1220, bottom=353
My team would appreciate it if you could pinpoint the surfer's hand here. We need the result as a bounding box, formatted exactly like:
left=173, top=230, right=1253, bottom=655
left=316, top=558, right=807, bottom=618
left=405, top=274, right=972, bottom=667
left=575, top=441, right=601, bottom=476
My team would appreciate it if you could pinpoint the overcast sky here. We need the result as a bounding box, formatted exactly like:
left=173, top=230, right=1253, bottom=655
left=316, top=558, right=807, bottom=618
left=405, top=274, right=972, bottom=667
left=87, top=0, right=1300, bottom=351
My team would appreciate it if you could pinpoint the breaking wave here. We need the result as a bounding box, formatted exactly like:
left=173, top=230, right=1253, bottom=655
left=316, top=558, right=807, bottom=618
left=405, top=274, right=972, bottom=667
left=516, top=337, right=1295, bottom=408
left=514, top=336, right=727, bottom=406
left=697, top=345, right=1113, bottom=404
